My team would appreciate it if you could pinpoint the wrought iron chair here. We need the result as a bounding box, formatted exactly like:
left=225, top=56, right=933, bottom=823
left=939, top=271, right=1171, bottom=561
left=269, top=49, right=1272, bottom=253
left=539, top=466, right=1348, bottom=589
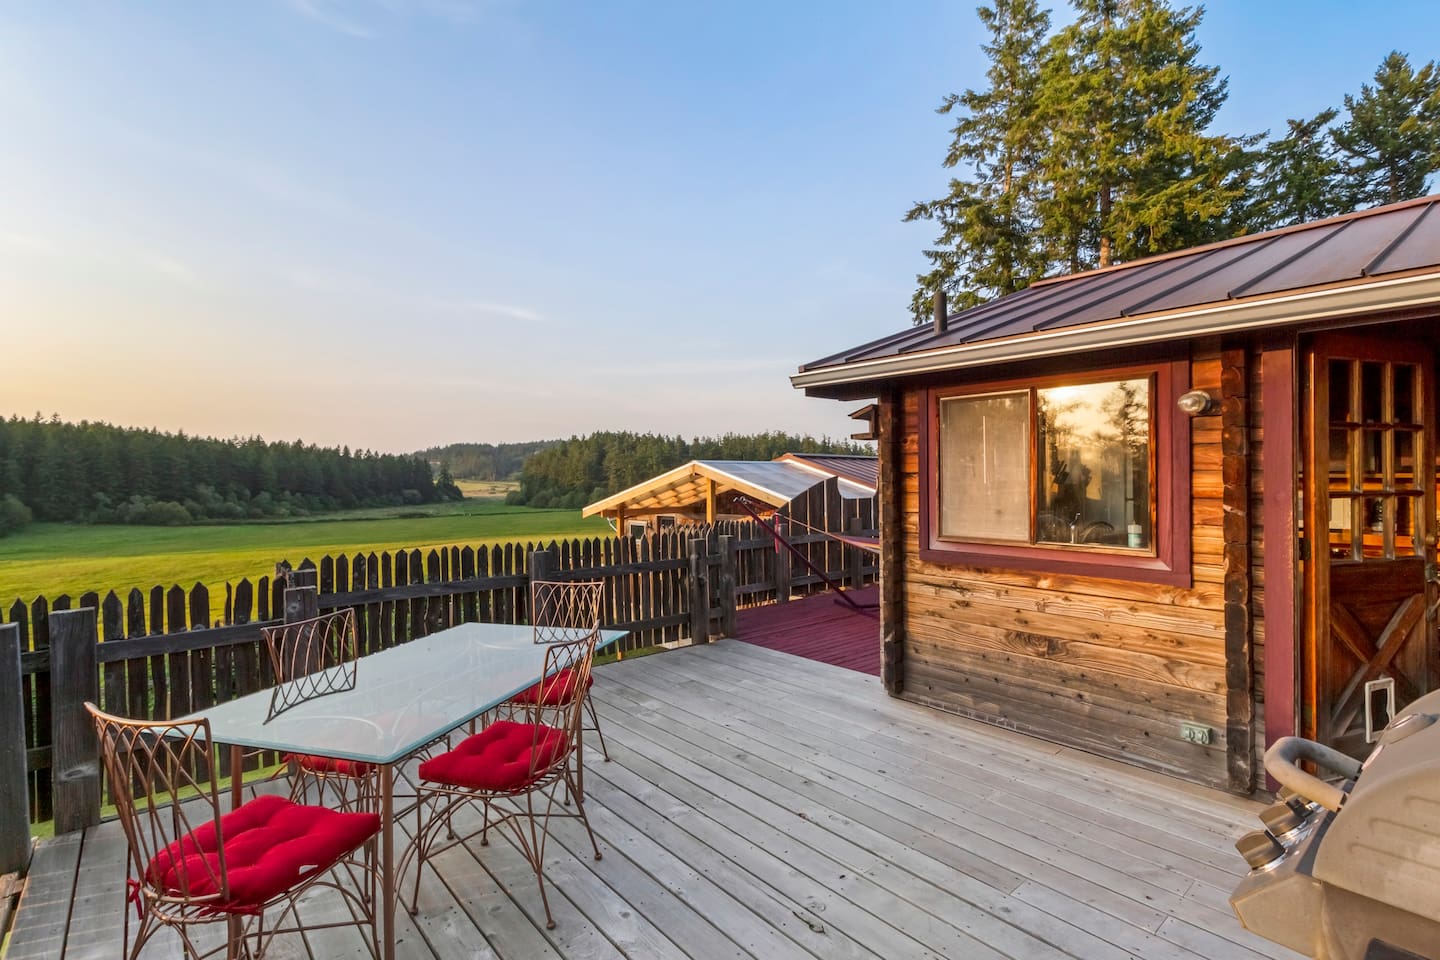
left=510, top=580, right=609, bottom=786
left=405, top=630, right=602, bottom=929
left=86, top=702, right=380, bottom=960
left=262, top=608, right=377, bottom=811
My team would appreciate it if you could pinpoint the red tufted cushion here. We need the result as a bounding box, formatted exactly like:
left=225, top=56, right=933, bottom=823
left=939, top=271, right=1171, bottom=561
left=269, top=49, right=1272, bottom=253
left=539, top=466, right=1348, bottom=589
left=507, top=668, right=592, bottom=707
left=288, top=753, right=374, bottom=777
left=418, top=719, right=568, bottom=792
left=144, top=793, right=379, bottom=911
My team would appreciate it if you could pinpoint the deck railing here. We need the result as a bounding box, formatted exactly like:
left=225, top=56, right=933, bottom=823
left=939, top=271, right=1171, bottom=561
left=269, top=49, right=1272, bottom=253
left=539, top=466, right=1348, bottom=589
left=0, top=518, right=876, bottom=866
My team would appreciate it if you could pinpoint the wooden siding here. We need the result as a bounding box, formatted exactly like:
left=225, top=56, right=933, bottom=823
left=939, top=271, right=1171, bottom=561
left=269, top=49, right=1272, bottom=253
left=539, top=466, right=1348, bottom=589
left=896, top=348, right=1239, bottom=791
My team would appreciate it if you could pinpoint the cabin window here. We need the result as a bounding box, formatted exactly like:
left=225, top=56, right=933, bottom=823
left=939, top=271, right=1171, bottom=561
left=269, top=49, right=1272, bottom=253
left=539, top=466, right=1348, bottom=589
left=921, top=360, right=1190, bottom=585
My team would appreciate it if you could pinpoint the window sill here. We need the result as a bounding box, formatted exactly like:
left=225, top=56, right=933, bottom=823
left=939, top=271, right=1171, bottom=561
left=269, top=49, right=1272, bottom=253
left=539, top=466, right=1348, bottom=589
left=918, top=541, right=1192, bottom=586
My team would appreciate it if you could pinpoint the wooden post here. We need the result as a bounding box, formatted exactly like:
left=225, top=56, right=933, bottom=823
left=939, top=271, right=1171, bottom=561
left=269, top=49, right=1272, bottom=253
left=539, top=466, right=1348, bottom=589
left=878, top=390, right=906, bottom=697
left=283, top=585, right=319, bottom=624
left=50, top=607, right=100, bottom=835
left=772, top=517, right=791, bottom=604
left=845, top=516, right=864, bottom=588
left=718, top=535, right=737, bottom=638
left=1221, top=345, right=1255, bottom=795
left=0, top=623, right=29, bottom=873
left=704, top=478, right=716, bottom=525
left=687, top=538, right=709, bottom=644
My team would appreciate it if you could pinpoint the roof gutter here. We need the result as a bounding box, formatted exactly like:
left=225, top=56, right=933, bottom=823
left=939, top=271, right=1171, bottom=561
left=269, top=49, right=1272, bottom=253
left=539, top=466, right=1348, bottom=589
left=791, top=271, right=1440, bottom=391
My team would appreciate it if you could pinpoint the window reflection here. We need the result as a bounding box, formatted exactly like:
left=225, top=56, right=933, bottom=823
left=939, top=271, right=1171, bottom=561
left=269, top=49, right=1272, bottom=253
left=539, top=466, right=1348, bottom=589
left=1036, top=379, right=1151, bottom=548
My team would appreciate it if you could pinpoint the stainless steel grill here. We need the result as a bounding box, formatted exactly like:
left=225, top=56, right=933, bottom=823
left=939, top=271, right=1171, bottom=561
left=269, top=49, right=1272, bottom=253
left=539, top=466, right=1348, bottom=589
left=1231, top=688, right=1440, bottom=960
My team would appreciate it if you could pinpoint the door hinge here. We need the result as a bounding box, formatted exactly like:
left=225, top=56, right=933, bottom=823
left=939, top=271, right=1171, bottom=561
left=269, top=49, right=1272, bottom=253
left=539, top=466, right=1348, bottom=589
left=1298, top=537, right=1310, bottom=562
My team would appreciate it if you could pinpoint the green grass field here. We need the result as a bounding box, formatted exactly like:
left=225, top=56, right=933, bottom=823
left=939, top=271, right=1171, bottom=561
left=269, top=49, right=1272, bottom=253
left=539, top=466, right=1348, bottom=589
left=0, top=499, right=612, bottom=613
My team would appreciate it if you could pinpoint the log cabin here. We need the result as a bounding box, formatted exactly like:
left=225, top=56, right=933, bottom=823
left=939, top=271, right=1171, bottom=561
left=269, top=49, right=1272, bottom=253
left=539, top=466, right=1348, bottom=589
left=793, top=195, right=1440, bottom=794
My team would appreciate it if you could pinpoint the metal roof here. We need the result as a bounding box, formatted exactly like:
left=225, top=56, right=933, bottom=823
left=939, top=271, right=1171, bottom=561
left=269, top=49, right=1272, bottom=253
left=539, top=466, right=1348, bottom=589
left=796, top=195, right=1440, bottom=392
left=775, top=453, right=880, bottom=490
left=582, top=457, right=877, bottom=518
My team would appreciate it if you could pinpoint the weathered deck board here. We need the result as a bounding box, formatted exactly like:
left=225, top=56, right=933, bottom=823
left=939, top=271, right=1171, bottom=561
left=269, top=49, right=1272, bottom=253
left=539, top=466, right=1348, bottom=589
left=3, top=640, right=1295, bottom=960
left=730, top=585, right=880, bottom=675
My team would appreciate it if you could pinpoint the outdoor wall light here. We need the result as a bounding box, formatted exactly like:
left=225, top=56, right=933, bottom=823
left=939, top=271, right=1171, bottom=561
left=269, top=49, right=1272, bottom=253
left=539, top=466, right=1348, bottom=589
left=1176, top=389, right=1218, bottom=416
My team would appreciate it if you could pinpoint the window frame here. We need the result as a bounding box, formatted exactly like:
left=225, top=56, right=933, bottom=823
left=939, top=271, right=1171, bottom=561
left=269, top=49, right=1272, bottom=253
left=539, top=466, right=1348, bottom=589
left=918, top=359, right=1192, bottom=586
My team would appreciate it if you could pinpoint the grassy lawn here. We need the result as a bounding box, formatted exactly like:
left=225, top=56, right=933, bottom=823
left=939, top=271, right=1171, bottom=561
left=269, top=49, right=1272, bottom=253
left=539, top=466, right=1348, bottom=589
left=454, top=478, right=519, bottom=499
left=0, top=499, right=613, bottom=613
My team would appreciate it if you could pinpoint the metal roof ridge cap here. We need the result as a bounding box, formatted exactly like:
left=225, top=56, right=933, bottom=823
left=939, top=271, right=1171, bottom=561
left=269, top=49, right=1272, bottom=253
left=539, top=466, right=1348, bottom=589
left=790, top=270, right=1440, bottom=389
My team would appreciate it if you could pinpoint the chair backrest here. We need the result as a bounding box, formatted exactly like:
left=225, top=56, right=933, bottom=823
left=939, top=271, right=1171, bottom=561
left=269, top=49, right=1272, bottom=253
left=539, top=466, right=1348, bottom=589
left=262, top=608, right=359, bottom=721
left=523, top=630, right=599, bottom=779
left=85, top=702, right=229, bottom=908
left=530, top=579, right=604, bottom=645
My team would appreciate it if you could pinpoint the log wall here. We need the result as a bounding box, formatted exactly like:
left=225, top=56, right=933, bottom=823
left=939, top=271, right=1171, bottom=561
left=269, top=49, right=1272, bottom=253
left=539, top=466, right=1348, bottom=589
left=895, top=347, right=1243, bottom=791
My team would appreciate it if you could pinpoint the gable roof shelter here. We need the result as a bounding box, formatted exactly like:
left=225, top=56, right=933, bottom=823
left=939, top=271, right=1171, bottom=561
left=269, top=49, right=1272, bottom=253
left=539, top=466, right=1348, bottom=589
left=582, top=457, right=876, bottom=527
left=793, top=195, right=1440, bottom=796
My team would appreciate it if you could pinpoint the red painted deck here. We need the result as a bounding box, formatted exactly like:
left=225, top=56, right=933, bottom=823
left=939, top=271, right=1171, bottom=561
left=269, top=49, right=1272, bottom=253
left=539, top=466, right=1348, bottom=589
left=731, top=585, right=880, bottom=675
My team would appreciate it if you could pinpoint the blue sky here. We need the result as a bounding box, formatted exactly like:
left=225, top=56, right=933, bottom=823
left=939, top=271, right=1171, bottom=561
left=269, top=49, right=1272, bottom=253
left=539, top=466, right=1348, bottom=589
left=2, top=1, right=1436, bottom=452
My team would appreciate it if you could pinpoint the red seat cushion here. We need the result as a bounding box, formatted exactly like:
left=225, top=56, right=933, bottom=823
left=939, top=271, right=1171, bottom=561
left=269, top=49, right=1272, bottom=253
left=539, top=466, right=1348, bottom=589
left=144, top=793, right=379, bottom=911
left=288, top=753, right=373, bottom=777
left=418, top=719, right=568, bottom=792
left=507, top=668, right=592, bottom=707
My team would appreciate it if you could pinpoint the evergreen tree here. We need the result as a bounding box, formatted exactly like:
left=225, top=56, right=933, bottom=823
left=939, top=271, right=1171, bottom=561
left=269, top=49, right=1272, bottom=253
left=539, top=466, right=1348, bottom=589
left=1332, top=51, right=1440, bottom=207
left=1248, top=109, right=1349, bottom=229
left=1036, top=0, right=1253, bottom=270
left=904, top=0, right=1052, bottom=318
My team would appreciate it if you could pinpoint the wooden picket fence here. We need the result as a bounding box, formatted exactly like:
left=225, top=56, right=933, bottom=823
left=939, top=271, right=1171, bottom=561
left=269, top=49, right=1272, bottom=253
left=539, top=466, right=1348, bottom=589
left=0, top=517, right=876, bottom=866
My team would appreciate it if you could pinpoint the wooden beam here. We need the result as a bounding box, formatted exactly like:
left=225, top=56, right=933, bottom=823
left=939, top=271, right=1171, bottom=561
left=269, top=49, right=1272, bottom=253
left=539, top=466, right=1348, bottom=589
left=1221, top=345, right=1254, bottom=795
left=705, top=478, right=716, bottom=525
left=1262, top=342, right=1299, bottom=768
left=49, top=608, right=100, bottom=835
left=879, top=388, right=905, bottom=696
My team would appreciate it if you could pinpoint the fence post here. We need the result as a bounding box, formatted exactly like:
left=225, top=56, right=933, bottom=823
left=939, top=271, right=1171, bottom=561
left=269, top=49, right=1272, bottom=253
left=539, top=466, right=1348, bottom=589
left=845, top=516, right=864, bottom=588
left=284, top=567, right=319, bottom=624
left=50, top=607, right=100, bottom=835
left=772, top=518, right=791, bottom=605
left=687, top=539, right=709, bottom=644
left=0, top=623, right=28, bottom=873
left=718, top=535, right=737, bottom=638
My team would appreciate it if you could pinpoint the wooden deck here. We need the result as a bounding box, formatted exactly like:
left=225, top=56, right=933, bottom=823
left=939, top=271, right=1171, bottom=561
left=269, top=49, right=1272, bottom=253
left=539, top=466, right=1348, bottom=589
left=2, top=640, right=1297, bottom=960
left=732, top=586, right=881, bottom=675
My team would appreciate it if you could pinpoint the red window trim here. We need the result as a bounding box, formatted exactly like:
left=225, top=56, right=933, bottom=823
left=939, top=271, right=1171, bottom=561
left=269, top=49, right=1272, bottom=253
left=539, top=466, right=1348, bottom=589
left=917, top=358, right=1192, bottom=587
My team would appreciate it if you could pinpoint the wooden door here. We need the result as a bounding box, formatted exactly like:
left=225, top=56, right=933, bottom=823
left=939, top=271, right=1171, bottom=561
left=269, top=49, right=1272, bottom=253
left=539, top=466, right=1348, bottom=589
left=1303, top=333, right=1438, bottom=759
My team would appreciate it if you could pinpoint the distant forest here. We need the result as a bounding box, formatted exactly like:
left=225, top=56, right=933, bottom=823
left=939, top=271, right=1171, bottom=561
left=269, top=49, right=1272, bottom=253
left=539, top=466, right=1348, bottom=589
left=416, top=441, right=558, bottom=481
left=508, top=431, right=872, bottom=510
left=0, top=415, right=448, bottom=535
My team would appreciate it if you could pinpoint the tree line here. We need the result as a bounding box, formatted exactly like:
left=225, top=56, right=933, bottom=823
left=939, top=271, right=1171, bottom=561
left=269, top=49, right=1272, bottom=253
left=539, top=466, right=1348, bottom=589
left=0, top=414, right=448, bottom=535
left=508, top=431, right=872, bottom=510
left=415, top=440, right=558, bottom=481
left=907, top=0, right=1440, bottom=317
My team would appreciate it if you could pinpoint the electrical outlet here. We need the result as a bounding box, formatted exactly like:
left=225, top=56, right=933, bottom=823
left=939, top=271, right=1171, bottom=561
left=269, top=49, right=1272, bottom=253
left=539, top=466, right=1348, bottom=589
left=1181, top=722, right=1212, bottom=745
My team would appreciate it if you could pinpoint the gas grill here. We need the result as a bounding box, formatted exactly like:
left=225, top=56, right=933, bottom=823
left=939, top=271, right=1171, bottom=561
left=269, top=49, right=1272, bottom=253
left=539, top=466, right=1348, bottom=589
left=1231, top=688, right=1440, bottom=960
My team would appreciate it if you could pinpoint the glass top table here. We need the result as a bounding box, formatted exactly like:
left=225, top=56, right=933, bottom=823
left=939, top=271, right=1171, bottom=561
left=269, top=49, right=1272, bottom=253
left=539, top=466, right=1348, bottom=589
left=184, top=620, right=627, bottom=960
left=185, top=623, right=626, bottom=765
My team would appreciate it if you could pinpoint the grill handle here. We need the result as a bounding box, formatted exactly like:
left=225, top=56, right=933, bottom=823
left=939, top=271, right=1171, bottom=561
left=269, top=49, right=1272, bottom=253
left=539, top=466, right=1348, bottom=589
left=1264, top=737, right=1362, bottom=812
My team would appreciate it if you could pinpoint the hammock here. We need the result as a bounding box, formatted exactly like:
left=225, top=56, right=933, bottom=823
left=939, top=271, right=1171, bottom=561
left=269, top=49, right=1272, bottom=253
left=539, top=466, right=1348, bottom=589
left=732, top=495, right=878, bottom=613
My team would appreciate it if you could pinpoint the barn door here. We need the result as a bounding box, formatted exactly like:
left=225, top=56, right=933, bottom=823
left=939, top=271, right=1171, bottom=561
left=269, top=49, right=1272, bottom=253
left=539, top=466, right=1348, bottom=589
left=1303, top=333, right=1438, bottom=759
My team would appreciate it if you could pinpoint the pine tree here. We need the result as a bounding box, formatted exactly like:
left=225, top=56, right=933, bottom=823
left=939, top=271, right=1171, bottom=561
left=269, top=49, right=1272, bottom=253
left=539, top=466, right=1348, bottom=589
left=1037, top=0, right=1253, bottom=270
left=1248, top=109, right=1349, bottom=229
left=1332, top=51, right=1440, bottom=207
left=905, top=0, right=1051, bottom=319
